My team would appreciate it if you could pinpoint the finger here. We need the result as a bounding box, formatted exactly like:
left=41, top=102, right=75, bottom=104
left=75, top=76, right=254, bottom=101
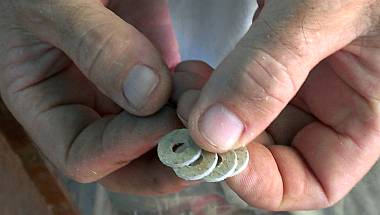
left=100, top=149, right=197, bottom=195
left=0, top=60, right=180, bottom=183
left=267, top=104, right=315, bottom=145
left=186, top=0, right=370, bottom=152
left=227, top=62, right=380, bottom=210
left=227, top=143, right=327, bottom=211
left=35, top=102, right=181, bottom=183
left=227, top=122, right=380, bottom=210
left=177, top=90, right=200, bottom=126
left=109, top=0, right=181, bottom=69
left=16, top=0, right=172, bottom=116
left=173, top=61, right=275, bottom=146
left=172, top=60, right=212, bottom=102
left=0, top=33, right=181, bottom=186
left=224, top=106, right=317, bottom=209
left=171, top=60, right=213, bottom=126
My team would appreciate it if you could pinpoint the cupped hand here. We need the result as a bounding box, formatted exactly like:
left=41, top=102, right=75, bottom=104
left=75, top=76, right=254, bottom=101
left=179, top=0, right=380, bottom=210
left=0, top=0, right=188, bottom=195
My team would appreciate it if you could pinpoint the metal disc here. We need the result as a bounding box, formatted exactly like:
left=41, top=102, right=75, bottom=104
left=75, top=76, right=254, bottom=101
left=157, top=129, right=202, bottom=168
left=230, top=147, right=249, bottom=177
left=173, top=151, right=218, bottom=181
left=203, top=150, right=238, bottom=182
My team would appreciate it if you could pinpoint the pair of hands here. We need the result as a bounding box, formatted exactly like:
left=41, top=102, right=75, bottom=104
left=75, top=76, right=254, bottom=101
left=1, top=0, right=380, bottom=211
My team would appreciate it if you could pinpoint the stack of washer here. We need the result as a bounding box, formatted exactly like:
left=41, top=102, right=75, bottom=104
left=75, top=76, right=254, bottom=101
left=157, top=129, right=249, bottom=182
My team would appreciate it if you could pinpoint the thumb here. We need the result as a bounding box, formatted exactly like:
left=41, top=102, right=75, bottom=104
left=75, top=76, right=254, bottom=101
left=18, top=0, right=171, bottom=116
left=187, top=0, right=368, bottom=152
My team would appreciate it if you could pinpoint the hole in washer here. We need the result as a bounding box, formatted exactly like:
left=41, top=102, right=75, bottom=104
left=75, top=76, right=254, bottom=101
left=216, top=154, right=223, bottom=166
left=172, top=142, right=186, bottom=153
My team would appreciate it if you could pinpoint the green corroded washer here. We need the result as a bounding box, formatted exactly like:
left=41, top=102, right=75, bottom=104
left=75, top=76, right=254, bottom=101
left=231, top=147, right=249, bottom=176
left=173, top=151, right=218, bottom=181
left=203, top=150, right=238, bottom=182
left=157, top=129, right=202, bottom=168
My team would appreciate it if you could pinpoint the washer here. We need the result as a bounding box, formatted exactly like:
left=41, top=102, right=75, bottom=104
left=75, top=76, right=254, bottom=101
left=173, top=151, right=218, bottom=181
left=203, top=150, right=238, bottom=182
left=231, top=147, right=250, bottom=177
left=157, top=129, right=202, bottom=168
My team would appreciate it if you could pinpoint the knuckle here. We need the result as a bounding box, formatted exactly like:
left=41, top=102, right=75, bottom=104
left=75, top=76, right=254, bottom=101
left=248, top=16, right=310, bottom=58
left=237, top=47, right=297, bottom=106
left=75, top=25, right=116, bottom=80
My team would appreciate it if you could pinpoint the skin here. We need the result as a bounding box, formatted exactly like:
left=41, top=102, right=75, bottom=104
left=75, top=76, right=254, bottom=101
left=180, top=0, right=380, bottom=211
left=0, top=0, right=188, bottom=195
left=0, top=0, right=380, bottom=211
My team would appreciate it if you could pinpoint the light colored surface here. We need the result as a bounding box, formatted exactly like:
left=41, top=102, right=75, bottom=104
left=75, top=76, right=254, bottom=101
left=169, top=0, right=256, bottom=68
left=174, top=150, right=218, bottom=180
left=159, top=129, right=248, bottom=182
left=158, top=129, right=202, bottom=168
left=204, top=150, right=238, bottom=182
left=231, top=147, right=250, bottom=176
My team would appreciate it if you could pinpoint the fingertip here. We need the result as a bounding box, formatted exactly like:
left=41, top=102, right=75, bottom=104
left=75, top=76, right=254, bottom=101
left=174, top=60, right=213, bottom=75
left=177, top=90, right=200, bottom=126
left=190, top=103, right=245, bottom=153
left=171, top=60, right=212, bottom=102
left=43, top=0, right=174, bottom=117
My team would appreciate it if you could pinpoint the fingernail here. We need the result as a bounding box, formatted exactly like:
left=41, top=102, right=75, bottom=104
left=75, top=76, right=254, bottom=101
left=199, top=104, right=244, bottom=150
left=123, top=65, right=159, bottom=109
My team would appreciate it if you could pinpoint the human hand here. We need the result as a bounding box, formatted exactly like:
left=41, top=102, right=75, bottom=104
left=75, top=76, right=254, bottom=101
left=0, top=0, right=189, bottom=195
left=178, top=0, right=380, bottom=210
